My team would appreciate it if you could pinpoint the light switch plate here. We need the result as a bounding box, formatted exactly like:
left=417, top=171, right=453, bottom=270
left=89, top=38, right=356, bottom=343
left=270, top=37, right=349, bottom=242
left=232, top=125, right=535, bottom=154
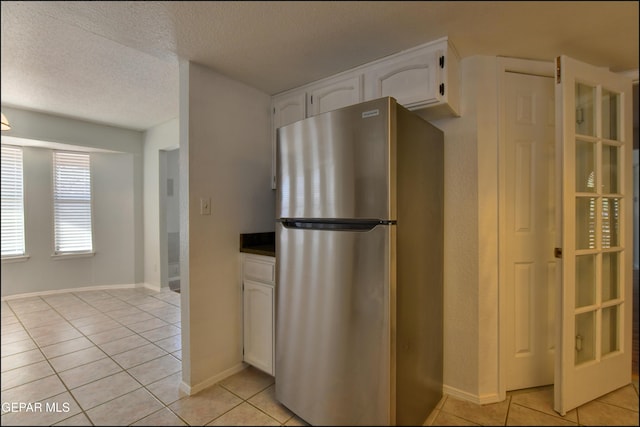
left=200, top=197, right=211, bottom=215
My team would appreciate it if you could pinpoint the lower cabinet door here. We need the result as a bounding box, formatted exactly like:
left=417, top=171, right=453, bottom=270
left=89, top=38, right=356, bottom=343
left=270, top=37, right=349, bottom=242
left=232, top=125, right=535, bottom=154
left=243, top=280, right=274, bottom=375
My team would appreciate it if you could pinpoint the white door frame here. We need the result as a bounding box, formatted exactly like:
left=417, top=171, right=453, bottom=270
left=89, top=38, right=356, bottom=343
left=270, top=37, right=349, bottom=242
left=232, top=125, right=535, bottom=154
left=497, top=57, right=555, bottom=402
left=498, top=59, right=639, bottom=403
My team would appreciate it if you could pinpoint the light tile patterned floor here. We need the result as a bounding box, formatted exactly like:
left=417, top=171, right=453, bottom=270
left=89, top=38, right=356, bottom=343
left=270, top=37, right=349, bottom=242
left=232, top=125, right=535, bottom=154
left=1, top=287, right=638, bottom=426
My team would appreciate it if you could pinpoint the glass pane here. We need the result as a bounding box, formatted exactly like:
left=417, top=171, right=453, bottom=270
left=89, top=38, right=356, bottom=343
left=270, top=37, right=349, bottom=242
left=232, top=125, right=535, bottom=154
left=575, top=83, right=595, bottom=136
left=602, top=252, right=620, bottom=302
left=601, top=305, right=620, bottom=356
left=601, top=197, right=620, bottom=248
left=576, top=139, right=596, bottom=193
left=601, top=89, right=620, bottom=141
left=575, top=311, right=596, bottom=365
left=576, top=197, right=597, bottom=249
left=575, top=254, right=596, bottom=308
left=601, top=144, right=619, bottom=194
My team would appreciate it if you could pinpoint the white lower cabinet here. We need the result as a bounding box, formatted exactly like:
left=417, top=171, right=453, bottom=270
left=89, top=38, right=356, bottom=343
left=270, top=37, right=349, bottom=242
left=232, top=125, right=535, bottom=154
left=242, top=254, right=275, bottom=375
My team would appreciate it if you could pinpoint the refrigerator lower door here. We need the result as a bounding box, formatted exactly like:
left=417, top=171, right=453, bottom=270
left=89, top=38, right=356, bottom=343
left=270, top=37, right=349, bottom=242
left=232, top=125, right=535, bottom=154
left=275, top=221, right=394, bottom=426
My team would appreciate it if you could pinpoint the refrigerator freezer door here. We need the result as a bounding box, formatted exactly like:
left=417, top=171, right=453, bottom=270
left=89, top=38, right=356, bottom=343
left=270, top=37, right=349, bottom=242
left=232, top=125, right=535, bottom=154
left=277, top=97, right=396, bottom=221
left=275, top=222, right=394, bottom=425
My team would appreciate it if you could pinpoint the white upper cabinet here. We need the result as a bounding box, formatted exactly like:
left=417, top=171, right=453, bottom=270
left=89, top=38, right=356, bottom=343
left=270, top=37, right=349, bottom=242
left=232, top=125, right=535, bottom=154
left=365, top=37, right=460, bottom=118
left=272, top=92, right=306, bottom=189
left=273, top=91, right=307, bottom=129
left=307, top=74, right=364, bottom=117
left=271, top=37, right=461, bottom=188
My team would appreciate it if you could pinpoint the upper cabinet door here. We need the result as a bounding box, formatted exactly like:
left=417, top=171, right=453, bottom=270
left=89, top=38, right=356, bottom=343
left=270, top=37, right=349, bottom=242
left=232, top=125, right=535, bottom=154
left=554, top=55, right=633, bottom=415
left=274, top=92, right=307, bottom=129
left=272, top=92, right=307, bottom=189
left=307, top=75, right=363, bottom=117
left=366, top=38, right=460, bottom=117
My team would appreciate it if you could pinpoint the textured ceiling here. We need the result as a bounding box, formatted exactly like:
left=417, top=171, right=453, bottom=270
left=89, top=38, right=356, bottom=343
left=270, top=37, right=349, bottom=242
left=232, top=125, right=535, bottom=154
left=1, top=1, right=638, bottom=131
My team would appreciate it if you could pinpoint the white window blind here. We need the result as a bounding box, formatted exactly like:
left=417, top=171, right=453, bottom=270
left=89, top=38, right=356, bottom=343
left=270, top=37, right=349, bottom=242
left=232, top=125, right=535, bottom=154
left=53, top=151, right=93, bottom=254
left=1, top=145, right=26, bottom=257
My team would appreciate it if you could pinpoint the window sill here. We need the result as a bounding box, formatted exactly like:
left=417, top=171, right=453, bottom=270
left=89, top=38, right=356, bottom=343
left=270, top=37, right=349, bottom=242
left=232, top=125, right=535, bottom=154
left=51, top=251, right=96, bottom=260
left=1, top=254, right=30, bottom=264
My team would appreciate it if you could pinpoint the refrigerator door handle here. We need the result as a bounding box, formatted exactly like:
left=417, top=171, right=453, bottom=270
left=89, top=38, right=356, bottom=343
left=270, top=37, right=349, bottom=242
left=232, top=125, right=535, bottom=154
left=279, top=219, right=394, bottom=231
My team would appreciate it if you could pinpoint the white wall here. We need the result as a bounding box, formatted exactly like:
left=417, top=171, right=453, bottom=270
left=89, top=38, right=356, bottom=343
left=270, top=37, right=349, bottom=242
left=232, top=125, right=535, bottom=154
left=143, top=118, right=179, bottom=289
left=179, top=61, right=274, bottom=392
left=430, top=56, right=500, bottom=403
left=0, top=107, right=144, bottom=296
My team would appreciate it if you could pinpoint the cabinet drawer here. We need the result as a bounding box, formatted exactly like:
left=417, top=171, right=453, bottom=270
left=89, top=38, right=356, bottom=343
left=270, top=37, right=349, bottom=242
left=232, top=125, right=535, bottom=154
left=244, top=257, right=275, bottom=285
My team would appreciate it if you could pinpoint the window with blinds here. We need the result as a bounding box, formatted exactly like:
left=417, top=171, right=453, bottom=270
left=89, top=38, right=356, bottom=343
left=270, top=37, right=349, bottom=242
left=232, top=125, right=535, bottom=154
left=1, top=145, right=26, bottom=257
left=53, top=151, right=93, bottom=254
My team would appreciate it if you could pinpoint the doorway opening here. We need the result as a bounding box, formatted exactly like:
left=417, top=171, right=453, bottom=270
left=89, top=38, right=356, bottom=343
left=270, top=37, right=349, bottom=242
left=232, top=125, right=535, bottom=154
left=160, top=148, right=181, bottom=293
left=498, top=59, right=639, bottom=400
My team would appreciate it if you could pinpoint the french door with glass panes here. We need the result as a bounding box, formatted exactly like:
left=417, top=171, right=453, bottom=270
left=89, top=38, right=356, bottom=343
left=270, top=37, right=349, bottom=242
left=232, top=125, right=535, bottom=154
left=554, top=55, right=633, bottom=415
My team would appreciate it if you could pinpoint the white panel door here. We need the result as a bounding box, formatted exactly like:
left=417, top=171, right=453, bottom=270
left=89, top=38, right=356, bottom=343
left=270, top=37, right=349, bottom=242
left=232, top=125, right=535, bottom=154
left=554, top=55, right=633, bottom=415
left=504, top=72, right=556, bottom=390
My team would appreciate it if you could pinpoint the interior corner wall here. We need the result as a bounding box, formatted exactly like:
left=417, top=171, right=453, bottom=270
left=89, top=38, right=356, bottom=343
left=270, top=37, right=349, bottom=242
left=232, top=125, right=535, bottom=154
left=181, top=61, right=274, bottom=390
left=0, top=107, right=144, bottom=296
left=143, top=118, right=179, bottom=289
left=431, top=55, right=500, bottom=403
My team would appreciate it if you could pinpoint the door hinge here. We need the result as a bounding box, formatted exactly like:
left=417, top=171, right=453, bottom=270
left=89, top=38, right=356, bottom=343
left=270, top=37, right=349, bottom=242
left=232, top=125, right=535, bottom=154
left=439, top=55, right=445, bottom=68
left=554, top=247, right=562, bottom=258
left=439, top=83, right=445, bottom=96
left=555, top=57, right=561, bottom=84
left=310, top=95, right=313, bottom=104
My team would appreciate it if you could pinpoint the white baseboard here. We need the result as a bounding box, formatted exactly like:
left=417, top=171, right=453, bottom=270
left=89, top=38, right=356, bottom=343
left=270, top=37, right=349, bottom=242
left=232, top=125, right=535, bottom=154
left=141, top=282, right=166, bottom=292
left=179, top=363, right=248, bottom=396
left=442, top=384, right=502, bottom=405
left=0, top=283, right=144, bottom=301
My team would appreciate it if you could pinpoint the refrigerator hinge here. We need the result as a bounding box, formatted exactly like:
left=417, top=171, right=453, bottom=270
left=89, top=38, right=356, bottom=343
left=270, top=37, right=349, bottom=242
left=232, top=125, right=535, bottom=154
left=439, top=83, right=445, bottom=96
left=439, top=55, right=445, bottom=68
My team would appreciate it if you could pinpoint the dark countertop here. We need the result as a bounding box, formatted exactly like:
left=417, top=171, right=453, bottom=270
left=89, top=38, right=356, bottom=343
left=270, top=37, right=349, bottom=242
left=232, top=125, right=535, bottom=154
left=240, top=232, right=275, bottom=257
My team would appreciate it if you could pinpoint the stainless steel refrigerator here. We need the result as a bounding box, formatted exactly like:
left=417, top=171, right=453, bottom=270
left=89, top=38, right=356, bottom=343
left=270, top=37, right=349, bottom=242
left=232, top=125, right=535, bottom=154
left=275, top=97, right=444, bottom=426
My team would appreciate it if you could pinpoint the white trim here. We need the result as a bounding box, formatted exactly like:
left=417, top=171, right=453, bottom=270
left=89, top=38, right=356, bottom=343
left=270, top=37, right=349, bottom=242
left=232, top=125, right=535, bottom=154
left=141, top=282, right=168, bottom=292
left=51, top=251, right=96, bottom=260
left=617, top=69, right=639, bottom=83
left=1, top=254, right=30, bottom=264
left=442, top=384, right=501, bottom=405
left=0, top=283, right=143, bottom=301
left=179, top=363, right=248, bottom=396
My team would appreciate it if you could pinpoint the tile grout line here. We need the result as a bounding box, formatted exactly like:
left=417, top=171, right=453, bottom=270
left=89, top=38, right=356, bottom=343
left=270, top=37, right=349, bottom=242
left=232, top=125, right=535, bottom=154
left=2, top=288, right=183, bottom=425
left=1, top=295, right=92, bottom=425
left=72, top=288, right=185, bottom=425
left=66, top=289, right=182, bottom=424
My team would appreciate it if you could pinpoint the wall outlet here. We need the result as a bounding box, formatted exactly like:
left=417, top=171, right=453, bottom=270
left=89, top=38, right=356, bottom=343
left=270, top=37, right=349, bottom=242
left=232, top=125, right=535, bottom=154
left=200, top=197, right=211, bottom=215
